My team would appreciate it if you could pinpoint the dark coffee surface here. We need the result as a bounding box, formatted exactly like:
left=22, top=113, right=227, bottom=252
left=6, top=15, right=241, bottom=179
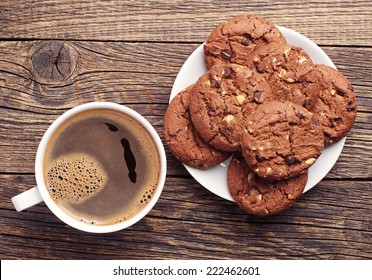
left=44, top=109, right=160, bottom=225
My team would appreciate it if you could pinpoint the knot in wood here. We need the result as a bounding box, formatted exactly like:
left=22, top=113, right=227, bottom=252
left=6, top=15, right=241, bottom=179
left=31, top=41, right=75, bottom=84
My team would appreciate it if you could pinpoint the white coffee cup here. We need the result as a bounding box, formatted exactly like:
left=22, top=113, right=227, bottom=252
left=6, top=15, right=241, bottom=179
left=11, top=102, right=167, bottom=233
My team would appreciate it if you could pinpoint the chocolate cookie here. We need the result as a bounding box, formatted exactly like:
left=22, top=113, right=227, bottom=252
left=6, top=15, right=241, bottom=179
left=163, top=85, right=230, bottom=169
left=312, top=64, right=357, bottom=146
left=252, top=43, right=319, bottom=110
left=228, top=154, right=307, bottom=217
left=241, top=101, right=324, bottom=180
left=204, top=14, right=286, bottom=69
left=189, top=64, right=273, bottom=152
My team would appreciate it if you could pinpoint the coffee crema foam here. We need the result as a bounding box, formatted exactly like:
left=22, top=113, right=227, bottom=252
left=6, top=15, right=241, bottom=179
left=46, top=153, right=108, bottom=204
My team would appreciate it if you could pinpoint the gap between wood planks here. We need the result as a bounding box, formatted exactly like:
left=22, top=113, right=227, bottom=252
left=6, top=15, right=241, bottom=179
left=0, top=37, right=371, bottom=49
left=1, top=171, right=371, bottom=181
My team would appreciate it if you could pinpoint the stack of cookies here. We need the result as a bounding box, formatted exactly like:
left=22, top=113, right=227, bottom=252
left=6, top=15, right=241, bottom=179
left=163, top=14, right=357, bottom=216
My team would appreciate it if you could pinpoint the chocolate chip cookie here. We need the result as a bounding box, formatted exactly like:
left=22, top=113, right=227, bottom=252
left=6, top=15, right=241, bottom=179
left=204, top=14, right=286, bottom=69
left=163, top=85, right=230, bottom=169
left=189, top=64, right=273, bottom=152
left=252, top=43, right=319, bottom=110
left=312, top=64, right=357, bottom=146
left=228, top=154, right=307, bottom=217
left=241, top=101, right=324, bottom=180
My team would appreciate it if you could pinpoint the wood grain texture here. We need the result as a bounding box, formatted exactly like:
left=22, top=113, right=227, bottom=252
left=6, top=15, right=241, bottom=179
left=0, top=0, right=371, bottom=260
left=0, top=42, right=370, bottom=112
left=0, top=0, right=371, bottom=46
left=1, top=175, right=371, bottom=259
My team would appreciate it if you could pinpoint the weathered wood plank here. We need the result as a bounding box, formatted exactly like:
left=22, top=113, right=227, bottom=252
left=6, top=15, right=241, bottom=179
left=0, top=42, right=370, bottom=113
left=1, top=175, right=370, bottom=259
left=1, top=105, right=371, bottom=178
left=0, top=0, right=371, bottom=46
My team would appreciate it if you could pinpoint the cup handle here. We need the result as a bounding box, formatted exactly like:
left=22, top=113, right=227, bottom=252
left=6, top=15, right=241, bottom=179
left=11, top=187, right=44, bottom=212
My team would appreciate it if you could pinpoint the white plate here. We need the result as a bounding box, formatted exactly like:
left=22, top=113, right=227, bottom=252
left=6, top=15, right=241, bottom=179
left=170, top=26, right=346, bottom=201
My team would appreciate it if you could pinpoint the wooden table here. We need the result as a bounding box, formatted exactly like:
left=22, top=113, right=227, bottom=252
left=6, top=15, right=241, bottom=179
left=1, top=0, right=371, bottom=260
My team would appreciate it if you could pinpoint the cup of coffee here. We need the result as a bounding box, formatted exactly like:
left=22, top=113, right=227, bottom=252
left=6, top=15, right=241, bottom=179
left=11, top=102, right=167, bottom=233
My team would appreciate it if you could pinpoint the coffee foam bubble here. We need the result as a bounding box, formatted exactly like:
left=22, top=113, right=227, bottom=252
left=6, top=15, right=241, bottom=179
left=46, top=153, right=108, bottom=204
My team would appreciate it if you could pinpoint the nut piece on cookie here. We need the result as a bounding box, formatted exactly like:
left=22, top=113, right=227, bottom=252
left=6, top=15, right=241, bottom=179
left=204, top=14, right=286, bottom=69
left=241, top=101, right=324, bottom=180
left=163, top=85, right=230, bottom=169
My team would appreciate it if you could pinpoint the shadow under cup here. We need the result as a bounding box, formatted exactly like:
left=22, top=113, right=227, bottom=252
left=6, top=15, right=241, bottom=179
left=35, top=102, right=167, bottom=233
